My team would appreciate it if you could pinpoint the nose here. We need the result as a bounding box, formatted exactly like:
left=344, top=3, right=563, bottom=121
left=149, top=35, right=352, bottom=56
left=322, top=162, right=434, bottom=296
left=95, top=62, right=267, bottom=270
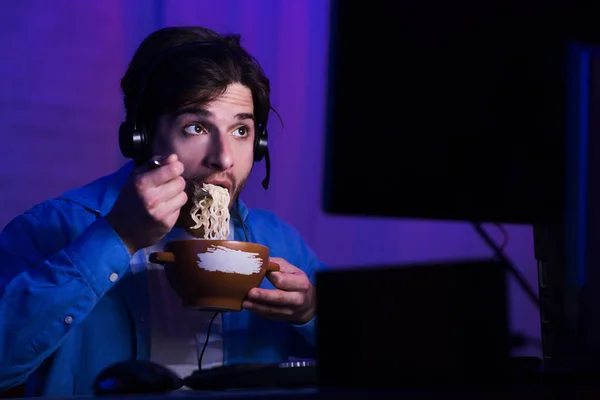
left=203, top=131, right=234, bottom=171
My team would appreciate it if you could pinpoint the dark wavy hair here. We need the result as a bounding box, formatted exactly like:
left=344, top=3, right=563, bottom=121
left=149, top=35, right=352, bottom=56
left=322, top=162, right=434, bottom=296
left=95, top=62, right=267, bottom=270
left=120, top=26, right=272, bottom=135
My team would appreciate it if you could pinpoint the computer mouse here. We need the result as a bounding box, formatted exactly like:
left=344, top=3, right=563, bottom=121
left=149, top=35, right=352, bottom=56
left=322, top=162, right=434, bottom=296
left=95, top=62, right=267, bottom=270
left=92, top=360, right=184, bottom=395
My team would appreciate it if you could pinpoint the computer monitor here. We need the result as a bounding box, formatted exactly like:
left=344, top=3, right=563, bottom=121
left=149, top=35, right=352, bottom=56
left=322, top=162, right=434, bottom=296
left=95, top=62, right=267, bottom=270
left=323, top=0, right=600, bottom=225
left=322, top=0, right=600, bottom=372
left=534, top=46, right=600, bottom=370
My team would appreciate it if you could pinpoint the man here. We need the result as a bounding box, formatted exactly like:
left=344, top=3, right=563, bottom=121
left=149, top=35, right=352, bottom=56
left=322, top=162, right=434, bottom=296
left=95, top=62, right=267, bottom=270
left=0, top=26, right=326, bottom=396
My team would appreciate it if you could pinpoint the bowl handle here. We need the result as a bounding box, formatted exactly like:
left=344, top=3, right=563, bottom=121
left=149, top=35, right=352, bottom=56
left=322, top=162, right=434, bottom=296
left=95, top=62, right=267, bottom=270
left=149, top=252, right=175, bottom=265
left=267, top=261, right=280, bottom=272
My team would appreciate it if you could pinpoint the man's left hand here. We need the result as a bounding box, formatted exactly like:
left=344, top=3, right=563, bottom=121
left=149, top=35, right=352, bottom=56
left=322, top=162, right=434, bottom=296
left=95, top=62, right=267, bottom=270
left=242, top=257, right=316, bottom=325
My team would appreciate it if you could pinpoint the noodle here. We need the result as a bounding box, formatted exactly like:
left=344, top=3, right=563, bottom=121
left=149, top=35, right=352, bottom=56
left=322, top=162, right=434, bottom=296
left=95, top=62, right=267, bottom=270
left=189, top=184, right=231, bottom=239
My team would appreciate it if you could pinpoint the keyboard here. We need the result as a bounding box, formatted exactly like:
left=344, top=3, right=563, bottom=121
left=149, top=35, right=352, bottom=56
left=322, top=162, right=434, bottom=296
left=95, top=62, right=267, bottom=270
left=183, top=360, right=317, bottom=391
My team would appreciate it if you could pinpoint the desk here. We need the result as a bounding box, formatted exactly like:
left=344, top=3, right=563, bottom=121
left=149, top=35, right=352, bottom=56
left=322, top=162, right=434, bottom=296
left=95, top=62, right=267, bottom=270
left=14, top=385, right=600, bottom=400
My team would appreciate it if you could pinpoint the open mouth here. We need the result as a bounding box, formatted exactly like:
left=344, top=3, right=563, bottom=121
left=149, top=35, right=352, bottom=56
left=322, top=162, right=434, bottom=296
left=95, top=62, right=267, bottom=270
left=204, top=181, right=231, bottom=192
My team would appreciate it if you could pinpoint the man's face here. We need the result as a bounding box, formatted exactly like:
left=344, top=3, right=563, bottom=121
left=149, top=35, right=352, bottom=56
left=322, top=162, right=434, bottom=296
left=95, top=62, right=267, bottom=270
left=153, top=83, right=255, bottom=209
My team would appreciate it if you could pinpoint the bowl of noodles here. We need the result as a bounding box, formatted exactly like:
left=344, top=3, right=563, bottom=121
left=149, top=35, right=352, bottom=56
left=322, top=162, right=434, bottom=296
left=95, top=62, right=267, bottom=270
left=149, top=183, right=279, bottom=311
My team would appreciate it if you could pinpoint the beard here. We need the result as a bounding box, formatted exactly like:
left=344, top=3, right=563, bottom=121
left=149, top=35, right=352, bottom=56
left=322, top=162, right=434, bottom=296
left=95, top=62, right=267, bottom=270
left=227, top=175, right=248, bottom=210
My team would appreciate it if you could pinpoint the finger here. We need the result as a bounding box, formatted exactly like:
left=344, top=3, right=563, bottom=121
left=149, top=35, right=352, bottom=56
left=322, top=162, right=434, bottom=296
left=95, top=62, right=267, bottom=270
left=163, top=190, right=189, bottom=214
left=136, top=158, right=184, bottom=188
left=266, top=271, right=311, bottom=292
left=144, top=176, right=186, bottom=210
left=269, top=257, right=302, bottom=273
left=246, top=287, right=304, bottom=308
left=157, top=174, right=187, bottom=199
left=148, top=191, right=188, bottom=223
left=157, top=153, right=179, bottom=165
left=242, top=300, right=294, bottom=320
left=151, top=160, right=184, bottom=186
left=138, top=154, right=179, bottom=173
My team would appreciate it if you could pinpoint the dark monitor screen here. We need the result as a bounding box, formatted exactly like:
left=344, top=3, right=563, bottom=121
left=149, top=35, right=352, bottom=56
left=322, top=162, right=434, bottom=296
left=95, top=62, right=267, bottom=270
left=322, top=0, right=600, bottom=224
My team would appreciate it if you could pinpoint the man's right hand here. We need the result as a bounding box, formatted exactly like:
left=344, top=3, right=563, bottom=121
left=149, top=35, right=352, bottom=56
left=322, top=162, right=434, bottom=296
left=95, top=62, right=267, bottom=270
left=105, top=154, right=188, bottom=255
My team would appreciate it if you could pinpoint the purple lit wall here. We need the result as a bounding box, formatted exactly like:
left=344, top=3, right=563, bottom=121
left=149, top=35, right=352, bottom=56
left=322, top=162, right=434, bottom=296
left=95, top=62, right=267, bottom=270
left=0, top=0, right=540, bottom=357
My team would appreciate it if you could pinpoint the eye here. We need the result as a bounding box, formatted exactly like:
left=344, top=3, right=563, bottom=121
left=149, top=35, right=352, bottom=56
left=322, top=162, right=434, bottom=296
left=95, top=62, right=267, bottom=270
left=183, top=123, right=206, bottom=136
left=232, top=125, right=250, bottom=138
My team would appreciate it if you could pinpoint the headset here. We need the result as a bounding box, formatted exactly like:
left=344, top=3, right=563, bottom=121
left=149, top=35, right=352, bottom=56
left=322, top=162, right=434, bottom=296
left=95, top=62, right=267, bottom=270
left=118, top=41, right=271, bottom=190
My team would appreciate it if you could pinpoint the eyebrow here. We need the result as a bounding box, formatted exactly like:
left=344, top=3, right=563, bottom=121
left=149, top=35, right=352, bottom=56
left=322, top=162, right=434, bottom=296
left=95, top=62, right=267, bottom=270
left=175, top=106, right=255, bottom=121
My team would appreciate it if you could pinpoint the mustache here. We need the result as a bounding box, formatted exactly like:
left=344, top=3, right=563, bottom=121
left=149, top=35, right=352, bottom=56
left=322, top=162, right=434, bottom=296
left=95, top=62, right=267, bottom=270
left=186, top=172, right=236, bottom=190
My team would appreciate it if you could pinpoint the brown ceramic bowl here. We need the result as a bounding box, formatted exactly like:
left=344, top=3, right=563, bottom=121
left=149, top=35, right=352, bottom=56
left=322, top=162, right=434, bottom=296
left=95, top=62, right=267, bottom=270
left=149, top=240, right=280, bottom=311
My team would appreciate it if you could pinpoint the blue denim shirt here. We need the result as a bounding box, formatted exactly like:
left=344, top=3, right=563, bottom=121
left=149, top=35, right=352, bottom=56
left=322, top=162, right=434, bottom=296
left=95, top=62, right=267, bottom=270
left=0, top=162, right=325, bottom=396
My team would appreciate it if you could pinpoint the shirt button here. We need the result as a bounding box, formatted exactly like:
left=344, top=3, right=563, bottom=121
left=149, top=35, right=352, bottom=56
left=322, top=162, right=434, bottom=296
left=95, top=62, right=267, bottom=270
left=64, top=316, right=73, bottom=324
left=109, top=273, right=119, bottom=283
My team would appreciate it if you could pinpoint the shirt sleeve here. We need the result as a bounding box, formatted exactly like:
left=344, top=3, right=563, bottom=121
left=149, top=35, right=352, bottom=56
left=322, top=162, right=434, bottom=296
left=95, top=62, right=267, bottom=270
left=0, top=201, right=131, bottom=391
left=287, top=228, right=329, bottom=349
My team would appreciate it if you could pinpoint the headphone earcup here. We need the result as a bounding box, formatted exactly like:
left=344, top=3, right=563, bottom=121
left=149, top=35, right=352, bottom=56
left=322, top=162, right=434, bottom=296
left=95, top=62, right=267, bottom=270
left=119, top=121, right=135, bottom=159
left=253, top=127, right=268, bottom=162
left=119, top=120, right=149, bottom=164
